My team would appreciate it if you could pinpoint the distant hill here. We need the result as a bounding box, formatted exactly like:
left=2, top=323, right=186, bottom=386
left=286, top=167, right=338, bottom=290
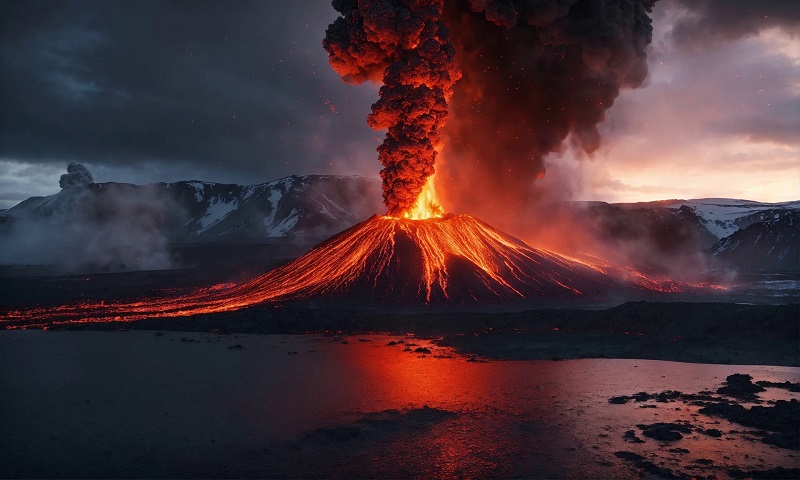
left=710, top=209, right=799, bottom=271
left=2, top=171, right=797, bottom=273
left=3, top=175, right=383, bottom=241
left=611, top=198, right=800, bottom=240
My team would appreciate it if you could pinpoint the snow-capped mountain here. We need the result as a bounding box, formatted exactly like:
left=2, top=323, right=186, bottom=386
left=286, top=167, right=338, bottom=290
left=164, top=175, right=382, bottom=239
left=3, top=175, right=383, bottom=241
left=563, top=198, right=799, bottom=272
left=710, top=210, right=799, bottom=271
left=2, top=169, right=797, bottom=273
left=616, top=198, right=800, bottom=241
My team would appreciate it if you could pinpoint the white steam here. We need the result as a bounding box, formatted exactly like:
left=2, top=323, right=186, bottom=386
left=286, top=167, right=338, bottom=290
left=1, top=164, right=180, bottom=273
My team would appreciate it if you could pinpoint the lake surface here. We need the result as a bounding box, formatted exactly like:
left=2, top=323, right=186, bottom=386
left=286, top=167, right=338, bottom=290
left=1, top=330, right=797, bottom=478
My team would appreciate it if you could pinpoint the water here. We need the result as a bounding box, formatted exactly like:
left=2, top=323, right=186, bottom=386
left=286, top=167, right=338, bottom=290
left=1, top=330, right=797, bottom=478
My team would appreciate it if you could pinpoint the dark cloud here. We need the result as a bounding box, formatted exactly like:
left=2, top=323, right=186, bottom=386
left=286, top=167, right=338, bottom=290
left=715, top=98, right=800, bottom=145
left=0, top=0, right=797, bottom=212
left=671, top=0, right=800, bottom=49
left=0, top=0, right=377, bottom=183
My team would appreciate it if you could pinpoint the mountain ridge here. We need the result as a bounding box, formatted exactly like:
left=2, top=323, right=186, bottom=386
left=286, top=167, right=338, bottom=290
left=2, top=174, right=797, bottom=272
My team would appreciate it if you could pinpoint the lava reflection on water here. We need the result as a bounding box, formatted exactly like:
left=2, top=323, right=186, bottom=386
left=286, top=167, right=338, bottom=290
left=1, top=331, right=797, bottom=478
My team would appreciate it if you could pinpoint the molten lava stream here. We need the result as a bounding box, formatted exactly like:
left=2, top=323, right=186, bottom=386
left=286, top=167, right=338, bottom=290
left=0, top=182, right=723, bottom=328
left=0, top=203, right=723, bottom=330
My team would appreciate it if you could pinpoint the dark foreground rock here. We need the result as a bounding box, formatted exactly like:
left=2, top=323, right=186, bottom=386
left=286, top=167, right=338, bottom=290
left=699, top=399, right=800, bottom=450
left=717, top=373, right=766, bottom=399
left=756, top=380, right=800, bottom=392
left=22, top=301, right=798, bottom=367
left=614, top=451, right=686, bottom=479
left=637, top=422, right=693, bottom=441
left=610, top=376, right=800, bottom=478
left=728, top=466, right=800, bottom=479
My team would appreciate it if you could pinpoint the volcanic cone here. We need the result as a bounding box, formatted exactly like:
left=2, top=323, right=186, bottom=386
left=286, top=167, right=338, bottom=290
left=2, top=214, right=690, bottom=329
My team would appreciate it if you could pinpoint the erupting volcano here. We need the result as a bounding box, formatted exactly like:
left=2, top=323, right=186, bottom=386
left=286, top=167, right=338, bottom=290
left=2, top=212, right=704, bottom=329
left=0, top=0, right=706, bottom=331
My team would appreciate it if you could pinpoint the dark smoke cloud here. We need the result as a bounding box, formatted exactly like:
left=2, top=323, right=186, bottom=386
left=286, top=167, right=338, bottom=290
left=671, top=0, right=800, bottom=50
left=438, top=0, right=657, bottom=221
left=59, top=162, right=94, bottom=189
left=324, top=0, right=461, bottom=216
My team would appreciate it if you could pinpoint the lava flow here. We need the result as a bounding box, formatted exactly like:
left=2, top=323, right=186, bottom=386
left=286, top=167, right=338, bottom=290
left=0, top=0, right=722, bottom=330
left=1, top=196, right=717, bottom=330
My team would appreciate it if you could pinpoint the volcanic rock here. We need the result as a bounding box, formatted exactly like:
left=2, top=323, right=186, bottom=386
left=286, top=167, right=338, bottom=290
left=701, top=428, right=722, bottom=438
left=717, top=374, right=766, bottom=399
left=623, top=430, right=645, bottom=443
left=637, top=422, right=693, bottom=441
left=699, top=399, right=799, bottom=450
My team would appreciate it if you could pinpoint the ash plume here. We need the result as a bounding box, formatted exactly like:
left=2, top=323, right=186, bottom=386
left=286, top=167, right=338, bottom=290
left=439, top=0, right=657, bottom=218
left=59, top=162, right=94, bottom=189
left=323, top=0, right=461, bottom=216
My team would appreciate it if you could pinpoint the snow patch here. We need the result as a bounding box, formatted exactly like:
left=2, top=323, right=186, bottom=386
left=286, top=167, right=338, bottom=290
left=187, top=181, right=205, bottom=202
left=263, top=186, right=284, bottom=229
left=197, top=196, right=237, bottom=232
left=668, top=199, right=799, bottom=239
left=270, top=209, right=299, bottom=236
left=320, top=193, right=350, bottom=216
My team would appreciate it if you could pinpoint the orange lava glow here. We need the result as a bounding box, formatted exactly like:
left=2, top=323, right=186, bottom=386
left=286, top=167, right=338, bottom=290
left=546, top=251, right=728, bottom=294
left=0, top=214, right=724, bottom=329
left=400, top=176, right=444, bottom=220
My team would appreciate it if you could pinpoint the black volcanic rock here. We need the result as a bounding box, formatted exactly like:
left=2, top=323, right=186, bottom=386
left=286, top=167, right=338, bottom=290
left=637, top=422, right=692, bottom=441
left=699, top=399, right=799, bottom=450
left=701, top=428, right=722, bottom=438
left=728, top=467, right=800, bottom=479
left=716, top=373, right=765, bottom=399
left=623, top=430, right=645, bottom=443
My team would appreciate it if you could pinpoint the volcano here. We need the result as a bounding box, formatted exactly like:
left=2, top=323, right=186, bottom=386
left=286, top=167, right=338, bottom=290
left=238, top=213, right=642, bottom=304
left=1, top=214, right=699, bottom=329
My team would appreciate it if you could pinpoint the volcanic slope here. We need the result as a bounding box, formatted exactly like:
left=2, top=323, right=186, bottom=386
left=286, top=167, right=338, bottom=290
left=3, top=215, right=685, bottom=328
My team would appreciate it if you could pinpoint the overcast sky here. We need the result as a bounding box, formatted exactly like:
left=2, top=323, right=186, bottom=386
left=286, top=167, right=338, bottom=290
left=1, top=0, right=798, bottom=209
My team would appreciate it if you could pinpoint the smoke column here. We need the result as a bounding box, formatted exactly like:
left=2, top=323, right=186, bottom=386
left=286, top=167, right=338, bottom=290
left=440, top=0, right=658, bottom=218
left=59, top=162, right=94, bottom=189
left=323, top=0, right=461, bottom=217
